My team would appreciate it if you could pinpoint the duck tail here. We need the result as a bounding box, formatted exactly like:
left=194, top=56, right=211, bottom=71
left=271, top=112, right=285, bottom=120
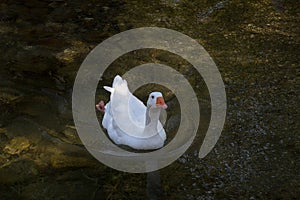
left=104, top=86, right=114, bottom=93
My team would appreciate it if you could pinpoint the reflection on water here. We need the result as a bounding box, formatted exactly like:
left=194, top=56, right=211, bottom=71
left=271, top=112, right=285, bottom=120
left=0, top=0, right=299, bottom=199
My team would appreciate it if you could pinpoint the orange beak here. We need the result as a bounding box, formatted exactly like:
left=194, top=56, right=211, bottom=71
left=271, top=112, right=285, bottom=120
left=156, top=97, right=168, bottom=109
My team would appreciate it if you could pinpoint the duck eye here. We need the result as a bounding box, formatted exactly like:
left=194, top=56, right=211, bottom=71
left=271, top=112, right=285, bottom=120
left=151, top=95, right=154, bottom=99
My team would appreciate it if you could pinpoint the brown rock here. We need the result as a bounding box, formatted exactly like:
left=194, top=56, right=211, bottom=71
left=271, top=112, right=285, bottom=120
left=4, top=136, right=31, bottom=155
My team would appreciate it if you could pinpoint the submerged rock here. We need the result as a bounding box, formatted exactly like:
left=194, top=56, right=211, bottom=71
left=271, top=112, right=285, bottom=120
left=62, top=126, right=82, bottom=145
left=12, top=46, right=59, bottom=74
left=0, top=158, right=38, bottom=184
left=3, top=136, right=31, bottom=155
left=47, top=142, right=97, bottom=169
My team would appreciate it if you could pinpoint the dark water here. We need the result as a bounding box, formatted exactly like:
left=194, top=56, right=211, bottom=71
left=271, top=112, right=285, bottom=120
left=0, top=0, right=299, bottom=199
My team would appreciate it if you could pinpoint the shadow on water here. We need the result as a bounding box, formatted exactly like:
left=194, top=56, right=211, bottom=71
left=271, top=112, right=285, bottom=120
left=146, top=171, right=164, bottom=200
left=0, top=0, right=299, bottom=199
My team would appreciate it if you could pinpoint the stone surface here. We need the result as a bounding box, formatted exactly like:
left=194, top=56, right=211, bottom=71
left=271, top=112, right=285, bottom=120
left=3, top=137, right=31, bottom=155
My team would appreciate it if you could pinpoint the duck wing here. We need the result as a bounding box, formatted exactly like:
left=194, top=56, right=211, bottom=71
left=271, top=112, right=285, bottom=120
left=103, top=75, right=148, bottom=138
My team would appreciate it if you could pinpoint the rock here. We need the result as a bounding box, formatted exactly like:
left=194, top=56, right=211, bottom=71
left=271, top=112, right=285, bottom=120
left=48, top=142, right=97, bottom=169
left=166, top=114, right=180, bottom=133
left=0, top=4, right=18, bottom=22
left=0, top=158, right=38, bottom=184
left=43, top=126, right=81, bottom=145
left=0, top=128, right=8, bottom=154
left=21, top=172, right=96, bottom=199
left=0, top=88, right=23, bottom=104
left=5, top=117, right=43, bottom=143
left=4, top=137, right=31, bottom=155
left=0, top=128, right=6, bottom=134
left=165, top=96, right=179, bottom=112
left=55, top=41, right=90, bottom=64
left=62, top=127, right=82, bottom=145
left=13, top=46, right=59, bottom=74
left=0, top=89, right=23, bottom=125
left=49, top=6, right=76, bottom=23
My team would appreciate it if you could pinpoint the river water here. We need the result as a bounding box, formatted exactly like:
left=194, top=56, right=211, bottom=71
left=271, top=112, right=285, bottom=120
left=0, top=0, right=299, bottom=199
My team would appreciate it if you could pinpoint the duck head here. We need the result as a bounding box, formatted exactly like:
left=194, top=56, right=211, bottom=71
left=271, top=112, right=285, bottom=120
left=147, top=92, right=168, bottom=109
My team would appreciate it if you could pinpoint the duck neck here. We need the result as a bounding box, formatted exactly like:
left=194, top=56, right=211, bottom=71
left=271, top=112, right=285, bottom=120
left=145, top=107, right=161, bottom=133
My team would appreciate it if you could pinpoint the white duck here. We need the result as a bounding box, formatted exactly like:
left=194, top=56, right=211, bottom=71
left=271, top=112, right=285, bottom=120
left=96, top=75, right=168, bottom=150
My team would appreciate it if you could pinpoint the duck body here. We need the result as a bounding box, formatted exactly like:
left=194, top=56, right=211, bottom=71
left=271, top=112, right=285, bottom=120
left=101, top=75, right=167, bottom=150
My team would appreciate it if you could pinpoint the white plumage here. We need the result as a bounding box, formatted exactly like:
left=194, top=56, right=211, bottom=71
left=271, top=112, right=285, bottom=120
left=101, top=75, right=167, bottom=150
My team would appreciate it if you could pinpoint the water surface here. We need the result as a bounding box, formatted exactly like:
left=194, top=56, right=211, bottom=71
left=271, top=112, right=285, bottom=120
left=0, top=0, right=299, bottom=199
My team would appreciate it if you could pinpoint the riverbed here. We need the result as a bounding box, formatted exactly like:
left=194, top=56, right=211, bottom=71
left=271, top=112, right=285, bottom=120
left=0, top=0, right=299, bottom=199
